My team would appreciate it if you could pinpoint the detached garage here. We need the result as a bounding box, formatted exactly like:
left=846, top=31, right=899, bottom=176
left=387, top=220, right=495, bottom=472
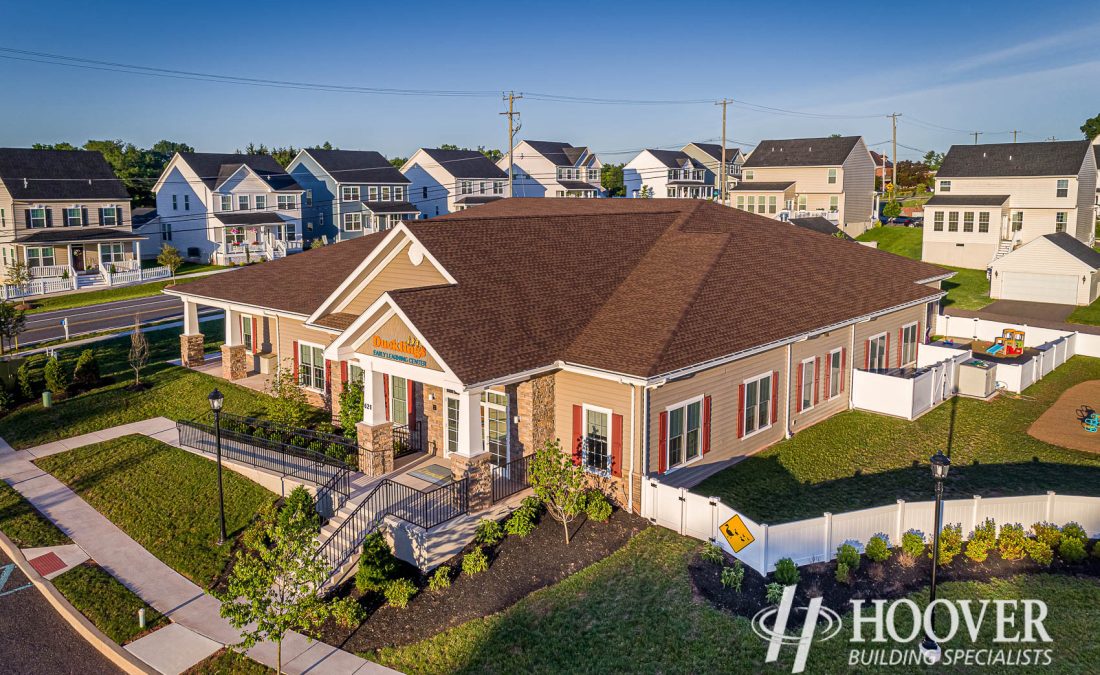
left=990, top=233, right=1100, bottom=306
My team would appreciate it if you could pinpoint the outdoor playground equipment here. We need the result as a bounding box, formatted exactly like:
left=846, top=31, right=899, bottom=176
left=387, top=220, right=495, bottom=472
left=985, top=329, right=1025, bottom=358
left=1078, top=406, right=1099, bottom=434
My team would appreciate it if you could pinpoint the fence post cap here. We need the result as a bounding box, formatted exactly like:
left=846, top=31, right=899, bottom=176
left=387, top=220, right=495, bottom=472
left=896, top=499, right=905, bottom=505
left=1047, top=490, right=1056, bottom=496
left=823, top=512, right=832, bottom=518
left=973, top=494, right=981, bottom=500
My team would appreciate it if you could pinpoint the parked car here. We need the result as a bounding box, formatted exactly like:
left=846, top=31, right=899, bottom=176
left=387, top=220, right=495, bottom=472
left=888, top=216, right=921, bottom=227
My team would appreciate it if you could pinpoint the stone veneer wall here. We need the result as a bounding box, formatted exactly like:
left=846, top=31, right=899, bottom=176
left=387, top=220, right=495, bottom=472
left=180, top=334, right=205, bottom=367
left=422, top=383, right=444, bottom=455
left=517, top=373, right=555, bottom=455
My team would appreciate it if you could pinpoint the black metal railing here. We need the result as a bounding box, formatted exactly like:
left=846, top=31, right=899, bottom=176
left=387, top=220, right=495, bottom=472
left=315, top=476, right=468, bottom=585
left=176, top=415, right=351, bottom=519
left=491, top=453, right=532, bottom=503
left=392, top=420, right=425, bottom=458
left=217, top=412, right=360, bottom=466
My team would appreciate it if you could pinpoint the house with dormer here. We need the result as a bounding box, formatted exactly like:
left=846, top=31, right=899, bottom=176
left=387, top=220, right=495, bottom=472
left=497, top=140, right=604, bottom=198
left=401, top=148, right=508, bottom=217
left=287, top=149, right=420, bottom=245
left=681, top=142, right=746, bottom=196
left=150, top=152, right=304, bottom=265
left=622, top=149, right=716, bottom=199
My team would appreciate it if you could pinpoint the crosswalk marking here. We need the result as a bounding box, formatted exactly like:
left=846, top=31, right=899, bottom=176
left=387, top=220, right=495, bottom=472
left=0, top=563, right=32, bottom=598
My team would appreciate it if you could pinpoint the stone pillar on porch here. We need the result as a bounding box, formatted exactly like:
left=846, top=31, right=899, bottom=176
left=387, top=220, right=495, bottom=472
left=357, top=366, right=394, bottom=476
left=516, top=373, right=556, bottom=456
left=422, top=383, right=444, bottom=455
left=220, top=308, right=246, bottom=380
left=179, top=300, right=205, bottom=367
left=451, top=389, right=493, bottom=512
left=329, top=360, right=345, bottom=424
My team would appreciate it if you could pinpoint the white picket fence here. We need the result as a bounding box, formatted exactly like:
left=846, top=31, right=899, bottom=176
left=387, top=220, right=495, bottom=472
left=0, top=276, right=77, bottom=300
left=642, top=482, right=1100, bottom=574
left=101, top=265, right=170, bottom=286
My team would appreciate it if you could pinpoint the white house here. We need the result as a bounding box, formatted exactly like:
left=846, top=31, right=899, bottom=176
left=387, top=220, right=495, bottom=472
left=148, top=153, right=304, bottom=264
left=989, top=233, right=1100, bottom=306
left=623, top=149, right=715, bottom=199
left=286, top=149, right=419, bottom=244
left=680, top=142, right=745, bottom=196
left=922, top=140, right=1097, bottom=269
left=497, top=140, right=604, bottom=198
left=401, top=148, right=508, bottom=217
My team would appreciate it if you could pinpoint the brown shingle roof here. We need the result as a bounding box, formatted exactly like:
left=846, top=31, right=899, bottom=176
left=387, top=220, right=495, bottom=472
left=314, top=312, right=359, bottom=330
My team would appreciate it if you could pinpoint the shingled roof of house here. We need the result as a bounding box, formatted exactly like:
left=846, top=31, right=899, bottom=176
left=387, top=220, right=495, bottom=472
left=417, top=149, right=508, bottom=179
left=303, top=149, right=408, bottom=184
left=520, top=141, right=590, bottom=167
left=176, top=152, right=302, bottom=191
left=0, top=148, right=130, bottom=201
left=173, top=199, right=949, bottom=383
left=937, top=141, right=1091, bottom=178
left=743, top=136, right=862, bottom=168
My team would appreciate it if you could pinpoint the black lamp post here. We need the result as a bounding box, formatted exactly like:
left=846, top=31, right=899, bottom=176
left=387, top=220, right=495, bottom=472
left=208, top=388, right=227, bottom=545
left=920, top=450, right=951, bottom=664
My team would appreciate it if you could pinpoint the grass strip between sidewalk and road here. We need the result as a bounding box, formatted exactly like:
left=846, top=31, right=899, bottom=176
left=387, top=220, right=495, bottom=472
left=26, top=276, right=204, bottom=315
left=184, top=649, right=275, bottom=675
left=52, top=562, right=167, bottom=645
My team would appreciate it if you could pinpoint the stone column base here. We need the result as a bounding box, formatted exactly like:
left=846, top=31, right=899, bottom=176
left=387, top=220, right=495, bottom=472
left=221, top=344, right=247, bottom=381
left=180, top=334, right=205, bottom=367
left=357, top=421, right=394, bottom=477
left=451, top=452, right=493, bottom=512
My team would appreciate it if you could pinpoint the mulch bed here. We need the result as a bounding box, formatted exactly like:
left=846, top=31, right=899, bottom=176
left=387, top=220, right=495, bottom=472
left=316, top=508, right=646, bottom=652
left=1027, top=379, right=1100, bottom=454
left=691, top=541, right=1100, bottom=618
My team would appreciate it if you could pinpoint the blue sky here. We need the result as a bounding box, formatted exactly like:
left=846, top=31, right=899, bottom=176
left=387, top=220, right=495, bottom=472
left=2, top=0, right=1098, bottom=161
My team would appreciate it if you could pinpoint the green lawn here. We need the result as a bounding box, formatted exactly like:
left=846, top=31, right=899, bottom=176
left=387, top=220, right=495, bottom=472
left=53, top=562, right=167, bottom=644
left=142, top=259, right=228, bottom=276
left=1068, top=296, right=1100, bottom=327
left=696, top=356, right=1100, bottom=523
left=857, top=225, right=923, bottom=260
left=36, top=435, right=276, bottom=587
left=374, top=527, right=1100, bottom=674
left=0, top=481, right=71, bottom=547
left=0, top=318, right=311, bottom=450
left=184, top=649, right=273, bottom=675
left=26, top=276, right=205, bottom=315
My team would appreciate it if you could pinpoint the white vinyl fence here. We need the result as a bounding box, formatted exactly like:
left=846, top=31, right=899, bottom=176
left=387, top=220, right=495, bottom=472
left=0, top=276, right=77, bottom=300
left=850, top=344, right=970, bottom=420
left=102, top=265, right=170, bottom=286
left=643, top=482, right=1100, bottom=575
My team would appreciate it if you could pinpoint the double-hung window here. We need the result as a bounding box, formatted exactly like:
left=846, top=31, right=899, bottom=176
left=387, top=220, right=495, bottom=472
left=747, top=196, right=756, bottom=212
left=100, top=243, right=125, bottom=264
left=381, top=186, right=392, bottom=201
left=583, top=404, right=611, bottom=475
left=172, top=194, right=178, bottom=211
left=736, top=196, right=745, bottom=210
left=219, top=195, right=232, bottom=211
left=184, top=195, right=190, bottom=211
left=1056, top=179, right=1069, bottom=198
left=238, top=195, right=250, bottom=211
left=829, top=196, right=839, bottom=212
left=963, top=212, right=974, bottom=233
left=479, top=182, right=488, bottom=195
left=868, top=333, right=888, bottom=371
left=948, top=211, right=959, bottom=232
left=241, top=315, right=254, bottom=352
left=666, top=398, right=701, bottom=469
left=101, top=207, right=118, bottom=226
left=743, top=374, right=771, bottom=437
left=978, top=212, right=990, bottom=233
left=798, top=195, right=807, bottom=211
left=460, top=181, right=472, bottom=195
left=29, top=208, right=47, bottom=228
left=65, top=207, right=82, bottom=226
left=391, top=376, right=408, bottom=426
left=277, top=195, right=296, bottom=210
left=493, top=181, right=504, bottom=195
left=305, top=189, right=313, bottom=207
left=901, top=322, right=919, bottom=366
left=254, top=195, right=267, bottom=211
left=744, top=170, right=754, bottom=181
left=828, top=349, right=842, bottom=399
left=344, top=212, right=363, bottom=231
left=1011, top=211, right=1023, bottom=232
left=445, top=391, right=460, bottom=456
left=1055, top=212, right=1068, bottom=233
left=342, top=185, right=360, bottom=201
left=162, top=222, right=173, bottom=241
left=933, top=212, right=944, bottom=231
left=298, top=343, right=325, bottom=390
left=394, top=186, right=405, bottom=200
left=827, top=168, right=837, bottom=184
left=27, top=247, right=55, bottom=267
left=368, top=186, right=379, bottom=201
left=800, top=359, right=816, bottom=411
left=939, top=180, right=951, bottom=193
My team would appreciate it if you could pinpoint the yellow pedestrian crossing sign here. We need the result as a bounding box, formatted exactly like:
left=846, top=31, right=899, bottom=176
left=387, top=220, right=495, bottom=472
left=719, top=514, right=755, bottom=553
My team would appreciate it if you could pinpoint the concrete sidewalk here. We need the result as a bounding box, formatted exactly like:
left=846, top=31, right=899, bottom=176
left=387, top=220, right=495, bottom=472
left=0, top=419, right=395, bottom=675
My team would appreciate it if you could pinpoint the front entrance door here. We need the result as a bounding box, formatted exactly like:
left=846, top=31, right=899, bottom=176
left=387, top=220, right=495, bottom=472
left=71, top=246, right=85, bottom=272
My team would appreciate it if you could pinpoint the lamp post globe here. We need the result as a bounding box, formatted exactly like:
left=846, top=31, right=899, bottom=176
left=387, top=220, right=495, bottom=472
left=921, top=450, right=951, bottom=664
left=209, top=388, right=227, bottom=545
left=208, top=388, right=224, bottom=411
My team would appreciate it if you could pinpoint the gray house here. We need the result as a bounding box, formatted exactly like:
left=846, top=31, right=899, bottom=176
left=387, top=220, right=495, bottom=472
left=287, top=149, right=420, bottom=244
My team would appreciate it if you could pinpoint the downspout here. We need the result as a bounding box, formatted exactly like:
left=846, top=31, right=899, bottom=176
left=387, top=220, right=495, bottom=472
left=849, top=323, right=857, bottom=410
left=784, top=343, right=793, bottom=439
left=276, top=315, right=282, bottom=368
left=627, top=383, right=636, bottom=513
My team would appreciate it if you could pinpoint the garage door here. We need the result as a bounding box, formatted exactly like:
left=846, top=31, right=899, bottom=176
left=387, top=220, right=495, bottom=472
left=1000, top=271, right=1078, bottom=305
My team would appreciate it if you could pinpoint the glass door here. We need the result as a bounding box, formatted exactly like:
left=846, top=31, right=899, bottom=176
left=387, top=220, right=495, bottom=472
left=482, top=391, right=508, bottom=468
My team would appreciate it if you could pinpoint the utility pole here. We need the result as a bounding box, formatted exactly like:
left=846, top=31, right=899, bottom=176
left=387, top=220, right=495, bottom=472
left=1046, top=136, right=1057, bottom=142
left=716, top=99, right=732, bottom=204
left=888, top=113, right=901, bottom=191
left=971, top=131, right=982, bottom=145
left=500, top=91, right=523, bottom=198
left=1012, top=130, right=1018, bottom=143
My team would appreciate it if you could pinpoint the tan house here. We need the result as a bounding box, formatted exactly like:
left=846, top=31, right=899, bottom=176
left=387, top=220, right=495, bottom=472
left=738, top=135, right=877, bottom=236
left=922, top=140, right=1097, bottom=269
left=681, top=142, right=746, bottom=195
left=0, top=148, right=140, bottom=279
left=167, top=199, right=949, bottom=512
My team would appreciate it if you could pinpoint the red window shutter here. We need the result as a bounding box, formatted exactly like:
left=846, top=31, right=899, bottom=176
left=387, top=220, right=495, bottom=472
left=407, top=379, right=415, bottom=415
left=324, top=360, right=331, bottom=389
left=795, top=364, right=804, bottom=413
left=702, top=395, right=712, bottom=454
left=824, top=356, right=831, bottom=400
left=736, top=383, right=746, bottom=438
left=864, top=339, right=871, bottom=369
left=611, top=413, right=624, bottom=477
left=771, top=372, right=779, bottom=424
left=884, top=333, right=890, bottom=369
left=383, top=375, right=390, bottom=420
left=571, top=404, right=584, bottom=466
left=897, top=328, right=903, bottom=366
left=814, top=357, right=821, bottom=405
left=658, top=411, right=668, bottom=473
left=340, top=361, right=348, bottom=383
left=251, top=317, right=258, bottom=354
left=291, top=340, right=299, bottom=380
left=840, top=348, right=847, bottom=392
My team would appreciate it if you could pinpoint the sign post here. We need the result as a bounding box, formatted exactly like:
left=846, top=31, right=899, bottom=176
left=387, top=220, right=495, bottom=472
left=60, top=317, right=69, bottom=341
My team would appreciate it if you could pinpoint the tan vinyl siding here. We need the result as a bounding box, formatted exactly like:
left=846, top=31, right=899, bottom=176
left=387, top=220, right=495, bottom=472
left=275, top=316, right=337, bottom=372
left=2, top=200, right=132, bottom=241
left=553, top=371, right=634, bottom=448
left=852, top=304, right=928, bottom=371
left=745, top=166, right=842, bottom=194
left=789, top=329, right=850, bottom=433
left=335, top=240, right=449, bottom=316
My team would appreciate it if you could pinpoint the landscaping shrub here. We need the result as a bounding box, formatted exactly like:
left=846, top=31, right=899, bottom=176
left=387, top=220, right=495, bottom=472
left=836, top=543, right=860, bottom=572
left=0, top=389, right=11, bottom=415
left=972, top=518, right=997, bottom=547
left=772, top=557, right=800, bottom=586
left=965, top=538, right=990, bottom=564
left=865, top=535, right=891, bottom=563
left=43, top=357, right=70, bottom=397
left=355, top=532, right=400, bottom=593
left=383, top=578, right=418, bottom=609
left=332, top=598, right=365, bottom=628
left=1061, top=522, right=1088, bottom=545
left=1031, top=522, right=1062, bottom=549
left=462, top=546, right=489, bottom=575
left=901, top=530, right=925, bottom=558
left=1092, top=541, right=1100, bottom=559
left=1025, top=539, right=1054, bottom=567
left=17, top=354, right=45, bottom=400
left=584, top=490, right=613, bottom=523
left=338, top=379, right=364, bottom=440
left=720, top=562, right=744, bottom=592
left=701, top=541, right=725, bottom=566
left=997, top=524, right=1028, bottom=561
left=428, top=566, right=452, bottom=592
left=504, top=502, right=537, bottom=537
left=937, top=524, right=963, bottom=565
left=764, top=582, right=785, bottom=604
left=1059, top=537, right=1087, bottom=564
left=475, top=518, right=504, bottom=546
left=278, top=486, right=321, bottom=536
left=835, top=562, right=851, bottom=585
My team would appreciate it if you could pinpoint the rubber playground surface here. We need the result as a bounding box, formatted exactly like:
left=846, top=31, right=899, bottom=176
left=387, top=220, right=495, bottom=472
left=1028, top=379, right=1100, bottom=453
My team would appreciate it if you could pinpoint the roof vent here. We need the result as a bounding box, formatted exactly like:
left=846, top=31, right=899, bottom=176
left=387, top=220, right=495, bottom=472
left=23, top=178, right=28, bottom=189
left=808, top=146, right=812, bottom=152
left=982, top=152, right=987, bottom=158
left=1008, top=155, right=1013, bottom=161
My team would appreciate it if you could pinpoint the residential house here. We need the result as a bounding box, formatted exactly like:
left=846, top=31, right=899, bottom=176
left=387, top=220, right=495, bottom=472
left=622, top=150, right=716, bottom=199
left=921, top=141, right=1097, bottom=269
left=168, top=198, right=949, bottom=513
left=286, top=149, right=419, bottom=244
left=0, top=148, right=141, bottom=279
left=497, top=140, right=604, bottom=198
left=401, top=149, right=508, bottom=217
left=737, top=135, right=877, bottom=236
left=870, top=150, right=893, bottom=182
left=681, top=142, right=746, bottom=196
left=152, top=153, right=304, bottom=265
left=989, top=233, right=1099, bottom=306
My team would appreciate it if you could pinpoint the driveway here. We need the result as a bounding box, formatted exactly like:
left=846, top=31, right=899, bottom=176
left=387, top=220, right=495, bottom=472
left=0, top=548, right=120, bottom=674
left=977, top=300, right=1075, bottom=323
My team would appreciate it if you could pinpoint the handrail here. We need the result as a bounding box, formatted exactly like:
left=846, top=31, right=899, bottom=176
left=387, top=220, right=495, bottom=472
left=215, top=412, right=356, bottom=468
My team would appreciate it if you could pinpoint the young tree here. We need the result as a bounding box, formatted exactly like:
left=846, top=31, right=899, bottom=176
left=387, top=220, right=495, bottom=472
left=0, top=300, right=26, bottom=354
left=128, top=317, right=149, bottom=387
left=527, top=441, right=588, bottom=544
left=921, top=150, right=945, bottom=171
left=157, top=244, right=183, bottom=283
left=265, top=364, right=309, bottom=428
left=219, top=506, right=355, bottom=674
left=5, top=262, right=30, bottom=292
left=601, top=163, right=625, bottom=197
left=338, top=377, right=364, bottom=440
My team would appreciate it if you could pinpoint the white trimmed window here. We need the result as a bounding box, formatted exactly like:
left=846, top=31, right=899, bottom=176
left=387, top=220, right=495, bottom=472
left=800, top=358, right=816, bottom=411
left=394, top=186, right=405, bottom=200
left=241, top=315, right=254, bottom=352
left=867, top=332, right=888, bottom=371
left=305, top=189, right=313, bottom=207
left=667, top=398, right=702, bottom=469
left=29, top=208, right=47, bottom=228
left=582, top=404, right=612, bottom=475
left=736, top=196, right=745, bottom=210
left=797, top=195, right=807, bottom=211
left=1011, top=211, right=1023, bottom=232
left=238, top=195, right=250, bottom=211
left=368, top=186, right=379, bottom=201
left=933, top=212, right=944, bottom=231
left=493, top=181, right=504, bottom=195
left=939, top=180, right=951, bottom=193
left=344, top=212, right=363, bottom=231
left=827, top=168, right=837, bottom=184
left=743, top=373, right=771, bottom=437
left=342, top=185, right=360, bottom=201
left=65, top=207, right=82, bottom=226
left=963, top=212, right=974, bottom=233
left=901, top=322, right=919, bottom=366
left=100, top=243, right=125, bottom=264
left=101, top=207, right=118, bottom=226
left=978, top=212, right=989, bottom=233
left=769, top=196, right=777, bottom=214
left=27, top=247, right=55, bottom=267
left=1055, top=212, right=1067, bottom=233
left=1056, top=179, right=1069, bottom=198
left=254, top=195, right=267, bottom=211
left=445, top=390, right=460, bottom=456
left=298, top=343, right=325, bottom=390
left=219, top=195, right=231, bottom=211
left=744, top=170, right=754, bottom=181
left=459, top=181, right=472, bottom=195
left=948, top=211, right=959, bottom=232
left=828, top=349, right=842, bottom=398
left=382, top=186, right=392, bottom=201
left=482, top=390, right=508, bottom=467
left=277, top=195, right=296, bottom=210
left=829, top=196, right=839, bottom=212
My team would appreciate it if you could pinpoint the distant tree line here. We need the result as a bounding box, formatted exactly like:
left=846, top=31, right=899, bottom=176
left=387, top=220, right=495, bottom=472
left=33, top=139, right=195, bottom=206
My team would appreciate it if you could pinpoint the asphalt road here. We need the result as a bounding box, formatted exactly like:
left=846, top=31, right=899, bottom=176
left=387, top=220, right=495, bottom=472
left=0, top=549, right=121, bottom=674
left=21, top=295, right=217, bottom=346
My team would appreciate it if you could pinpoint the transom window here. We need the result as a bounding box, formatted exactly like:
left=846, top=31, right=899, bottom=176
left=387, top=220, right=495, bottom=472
left=277, top=195, right=297, bottom=210
left=583, top=405, right=611, bottom=475
left=828, top=349, right=842, bottom=398
left=342, top=185, right=360, bottom=201
left=827, top=168, right=837, bottom=184
left=667, top=399, right=701, bottom=469
left=29, top=208, right=47, bottom=228
left=298, top=343, right=325, bottom=390
left=801, top=359, right=816, bottom=411
left=1055, top=212, right=1067, bottom=233
left=939, top=180, right=951, bottom=193
left=963, top=212, right=974, bottom=233
left=978, top=212, right=989, bottom=233
left=743, top=374, right=771, bottom=437
left=100, top=243, right=125, bottom=263
left=65, top=207, right=82, bottom=226
left=933, top=212, right=944, bottom=231
left=27, top=246, right=55, bottom=267
left=344, top=212, right=363, bottom=231
left=868, top=333, right=888, bottom=371
left=901, top=322, right=919, bottom=366
left=1056, top=179, right=1069, bottom=198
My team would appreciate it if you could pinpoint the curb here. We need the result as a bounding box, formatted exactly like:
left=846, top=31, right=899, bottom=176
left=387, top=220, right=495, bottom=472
left=0, top=529, right=157, bottom=675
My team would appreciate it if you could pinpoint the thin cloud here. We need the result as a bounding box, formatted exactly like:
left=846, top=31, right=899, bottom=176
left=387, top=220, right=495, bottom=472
left=947, top=24, right=1100, bottom=73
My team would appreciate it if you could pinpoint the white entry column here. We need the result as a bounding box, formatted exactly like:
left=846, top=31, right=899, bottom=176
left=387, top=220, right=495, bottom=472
left=451, top=388, right=493, bottom=511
